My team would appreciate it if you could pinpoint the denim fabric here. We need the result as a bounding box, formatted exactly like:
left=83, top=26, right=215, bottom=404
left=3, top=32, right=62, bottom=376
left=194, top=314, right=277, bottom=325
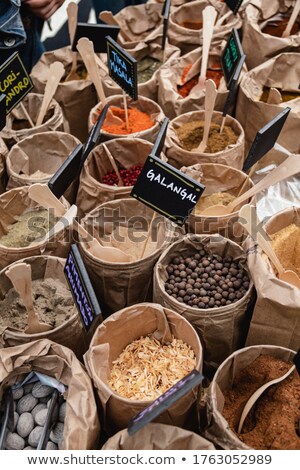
left=0, top=0, right=26, bottom=49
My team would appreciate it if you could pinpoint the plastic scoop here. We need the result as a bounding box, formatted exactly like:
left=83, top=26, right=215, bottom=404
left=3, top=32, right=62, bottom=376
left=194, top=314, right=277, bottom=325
left=36, top=61, right=65, bottom=127
left=191, top=79, right=217, bottom=153
left=65, top=2, right=79, bottom=82
left=5, top=263, right=52, bottom=334
left=238, top=363, right=296, bottom=434
left=282, top=0, right=300, bottom=37
left=239, top=204, right=300, bottom=289
left=267, top=87, right=282, bottom=104
left=195, top=6, right=217, bottom=91
left=28, top=184, right=132, bottom=263
left=201, top=154, right=300, bottom=216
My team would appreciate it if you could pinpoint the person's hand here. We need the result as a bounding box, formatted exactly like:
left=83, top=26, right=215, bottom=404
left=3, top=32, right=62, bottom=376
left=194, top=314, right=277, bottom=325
left=23, top=0, right=66, bottom=20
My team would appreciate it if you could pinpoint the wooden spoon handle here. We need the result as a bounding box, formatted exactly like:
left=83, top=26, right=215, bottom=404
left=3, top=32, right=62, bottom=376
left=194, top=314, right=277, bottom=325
left=67, top=2, right=78, bottom=45
left=267, top=87, right=282, bottom=104
left=282, top=0, right=300, bottom=37
left=103, top=144, right=124, bottom=186
left=200, top=6, right=218, bottom=82
left=36, top=62, right=65, bottom=127
left=5, top=263, right=35, bottom=311
left=201, top=79, right=217, bottom=148
left=28, top=183, right=66, bottom=217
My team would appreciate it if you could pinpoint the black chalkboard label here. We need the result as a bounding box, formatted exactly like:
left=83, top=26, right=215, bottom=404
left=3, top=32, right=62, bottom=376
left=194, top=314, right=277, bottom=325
left=151, top=118, right=169, bottom=157
left=294, top=350, right=300, bottom=375
left=131, top=155, right=205, bottom=226
left=72, top=23, right=120, bottom=53
left=162, top=0, right=171, bottom=51
left=48, top=144, right=83, bottom=200
left=225, top=0, right=244, bottom=14
left=222, top=53, right=246, bottom=117
left=0, top=52, right=33, bottom=113
left=82, top=104, right=109, bottom=162
left=221, top=29, right=243, bottom=88
left=0, top=94, right=6, bottom=131
left=64, top=245, right=102, bottom=332
left=128, top=369, right=203, bottom=435
left=243, top=107, right=291, bottom=172
left=106, top=36, right=138, bottom=100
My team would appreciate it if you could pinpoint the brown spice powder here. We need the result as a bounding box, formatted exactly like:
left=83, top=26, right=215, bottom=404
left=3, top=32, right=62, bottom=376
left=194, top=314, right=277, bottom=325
left=271, top=224, right=300, bottom=277
left=194, top=192, right=235, bottom=214
left=176, top=121, right=238, bottom=152
left=223, top=354, right=300, bottom=450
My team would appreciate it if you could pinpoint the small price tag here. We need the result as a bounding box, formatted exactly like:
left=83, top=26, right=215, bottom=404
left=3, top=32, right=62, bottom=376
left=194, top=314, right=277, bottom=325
left=106, top=36, right=138, bottom=100
left=0, top=52, right=33, bottom=114
left=221, top=29, right=244, bottom=88
left=222, top=53, right=246, bottom=117
left=64, top=244, right=102, bottom=333
left=0, top=94, right=6, bottom=131
left=72, top=23, right=120, bottom=53
left=48, top=144, right=83, bottom=200
left=243, top=107, right=291, bottom=172
left=131, top=155, right=205, bottom=226
left=151, top=118, right=169, bottom=157
left=294, top=350, right=300, bottom=375
left=128, top=369, right=203, bottom=435
left=162, top=0, right=171, bottom=51
left=225, top=0, right=244, bottom=14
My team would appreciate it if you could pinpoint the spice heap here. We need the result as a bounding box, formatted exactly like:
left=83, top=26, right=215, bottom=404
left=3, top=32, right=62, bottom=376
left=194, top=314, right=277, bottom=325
left=100, top=106, right=155, bottom=135
left=270, top=223, right=300, bottom=277
left=0, top=209, right=55, bottom=248
left=104, top=225, right=158, bottom=261
left=176, top=121, right=238, bottom=152
left=223, top=354, right=300, bottom=450
left=108, top=335, right=196, bottom=400
left=260, top=86, right=300, bottom=103
left=178, top=63, right=223, bottom=98
left=262, top=14, right=300, bottom=37
left=164, top=249, right=250, bottom=308
left=194, top=192, right=235, bottom=215
left=137, top=57, right=162, bottom=83
left=179, top=20, right=203, bottom=30
left=61, top=63, right=88, bottom=82
left=0, top=278, right=74, bottom=331
left=27, top=170, right=52, bottom=179
left=4, top=379, right=66, bottom=450
left=102, top=165, right=143, bottom=187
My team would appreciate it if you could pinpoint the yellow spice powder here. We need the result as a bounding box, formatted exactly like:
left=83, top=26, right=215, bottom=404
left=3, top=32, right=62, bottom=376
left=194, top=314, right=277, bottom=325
left=271, top=223, right=300, bottom=276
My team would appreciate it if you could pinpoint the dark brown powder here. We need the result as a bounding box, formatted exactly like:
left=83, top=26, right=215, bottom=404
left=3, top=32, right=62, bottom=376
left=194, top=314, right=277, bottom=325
left=176, top=121, right=238, bottom=152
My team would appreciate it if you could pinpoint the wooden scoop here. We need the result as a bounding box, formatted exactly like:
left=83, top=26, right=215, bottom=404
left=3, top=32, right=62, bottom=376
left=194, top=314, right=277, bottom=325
left=102, top=144, right=124, bottom=186
left=65, top=2, right=79, bottom=82
left=36, top=62, right=65, bottom=127
left=239, top=204, right=300, bottom=289
left=196, top=6, right=217, bottom=91
left=201, top=154, right=300, bottom=216
left=191, top=79, right=217, bottom=153
left=238, top=363, right=296, bottom=434
left=76, top=38, right=122, bottom=127
left=5, top=263, right=52, bottom=334
left=282, top=0, right=300, bottom=37
left=267, top=87, right=282, bottom=105
left=28, top=184, right=132, bottom=263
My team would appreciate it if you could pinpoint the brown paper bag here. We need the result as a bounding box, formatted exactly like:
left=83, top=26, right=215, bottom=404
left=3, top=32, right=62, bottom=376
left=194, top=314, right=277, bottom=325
left=0, top=255, right=88, bottom=358
left=153, top=234, right=253, bottom=369
left=0, top=186, right=71, bottom=270
left=31, top=46, right=98, bottom=142
left=245, top=207, right=300, bottom=351
left=0, top=339, right=100, bottom=449
left=204, top=345, right=296, bottom=449
left=79, top=198, right=179, bottom=315
left=168, top=0, right=242, bottom=54
left=100, top=41, right=180, bottom=102
left=0, top=138, right=8, bottom=195
left=88, top=95, right=164, bottom=143
left=6, top=131, right=80, bottom=192
left=182, top=163, right=254, bottom=243
left=84, top=302, right=203, bottom=435
left=0, top=93, right=66, bottom=150
left=102, top=423, right=215, bottom=449
left=242, top=1, right=300, bottom=70
left=236, top=53, right=300, bottom=154
left=166, top=111, right=245, bottom=170
left=77, top=138, right=157, bottom=215
left=157, top=46, right=228, bottom=119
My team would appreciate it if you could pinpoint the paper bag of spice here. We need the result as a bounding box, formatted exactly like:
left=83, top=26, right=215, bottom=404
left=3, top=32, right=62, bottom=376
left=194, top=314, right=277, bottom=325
left=0, top=138, right=8, bottom=195
left=99, top=40, right=180, bottom=102
left=166, top=110, right=245, bottom=170
left=153, top=234, right=253, bottom=370
left=31, top=46, right=98, bottom=142
left=0, top=186, right=71, bottom=270
left=236, top=53, right=300, bottom=154
left=168, top=0, right=242, bottom=54
left=79, top=198, right=179, bottom=315
left=204, top=345, right=297, bottom=450
left=0, top=339, right=100, bottom=449
left=245, top=207, right=300, bottom=351
left=242, top=1, right=300, bottom=70
left=0, top=93, right=66, bottom=151
left=84, top=303, right=203, bottom=435
left=157, top=46, right=228, bottom=119
left=0, top=255, right=88, bottom=359
left=102, top=423, right=215, bottom=449
left=77, top=138, right=166, bottom=215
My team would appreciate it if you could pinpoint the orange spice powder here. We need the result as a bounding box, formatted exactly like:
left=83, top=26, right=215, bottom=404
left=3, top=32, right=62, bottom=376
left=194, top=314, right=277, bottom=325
left=178, top=63, right=223, bottom=98
left=101, top=106, right=155, bottom=135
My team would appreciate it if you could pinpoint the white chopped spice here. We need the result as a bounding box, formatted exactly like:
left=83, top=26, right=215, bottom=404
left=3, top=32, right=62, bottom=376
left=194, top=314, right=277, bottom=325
left=108, top=335, right=196, bottom=400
